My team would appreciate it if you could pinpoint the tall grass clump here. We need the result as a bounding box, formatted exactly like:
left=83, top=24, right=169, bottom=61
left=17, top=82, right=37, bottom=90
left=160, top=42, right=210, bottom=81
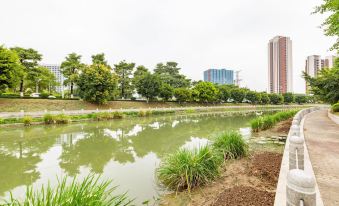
left=6, top=175, right=133, bottom=206
left=94, top=112, right=114, bottom=120
left=212, top=131, right=248, bottom=160
left=157, top=146, right=222, bottom=192
left=54, top=114, right=71, bottom=124
left=43, top=113, right=54, bottom=124
left=22, top=116, right=33, bottom=126
left=138, top=110, right=152, bottom=117
left=113, top=111, right=124, bottom=119
left=251, top=110, right=298, bottom=132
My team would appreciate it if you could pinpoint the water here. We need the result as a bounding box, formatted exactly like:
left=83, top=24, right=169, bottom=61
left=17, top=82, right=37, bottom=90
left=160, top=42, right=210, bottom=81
left=0, top=112, right=257, bottom=205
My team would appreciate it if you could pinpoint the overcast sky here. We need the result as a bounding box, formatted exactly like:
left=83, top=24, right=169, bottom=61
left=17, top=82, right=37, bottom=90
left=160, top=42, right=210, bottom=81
left=0, top=0, right=336, bottom=93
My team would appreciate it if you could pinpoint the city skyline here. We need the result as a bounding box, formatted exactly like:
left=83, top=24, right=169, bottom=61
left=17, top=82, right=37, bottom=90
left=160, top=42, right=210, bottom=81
left=1, top=0, right=336, bottom=94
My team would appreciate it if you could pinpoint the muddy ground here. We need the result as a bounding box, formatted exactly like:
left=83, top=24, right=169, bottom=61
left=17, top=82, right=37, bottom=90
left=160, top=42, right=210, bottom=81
left=159, top=119, right=290, bottom=206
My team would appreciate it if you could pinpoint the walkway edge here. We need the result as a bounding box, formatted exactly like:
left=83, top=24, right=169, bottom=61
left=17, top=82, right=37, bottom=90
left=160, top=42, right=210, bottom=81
left=328, top=109, right=339, bottom=124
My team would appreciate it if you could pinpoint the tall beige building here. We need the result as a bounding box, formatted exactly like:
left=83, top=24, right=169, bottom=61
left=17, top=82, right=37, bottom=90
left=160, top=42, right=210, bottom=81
left=324, top=55, right=336, bottom=68
left=305, top=55, right=323, bottom=94
left=268, top=36, right=293, bottom=94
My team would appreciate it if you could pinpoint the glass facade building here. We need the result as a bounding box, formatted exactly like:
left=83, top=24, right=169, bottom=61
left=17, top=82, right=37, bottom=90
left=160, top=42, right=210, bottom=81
left=203, top=69, right=234, bottom=85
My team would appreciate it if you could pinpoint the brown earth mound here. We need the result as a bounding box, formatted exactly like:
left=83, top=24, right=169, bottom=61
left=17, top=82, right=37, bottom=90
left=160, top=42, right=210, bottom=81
left=212, top=186, right=275, bottom=206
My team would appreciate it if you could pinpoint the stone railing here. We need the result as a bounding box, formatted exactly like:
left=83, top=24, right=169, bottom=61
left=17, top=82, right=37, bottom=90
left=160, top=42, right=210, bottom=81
left=274, top=107, right=326, bottom=206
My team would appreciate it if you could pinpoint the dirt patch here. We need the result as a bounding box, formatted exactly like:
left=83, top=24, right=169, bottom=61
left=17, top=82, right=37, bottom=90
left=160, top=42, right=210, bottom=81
left=272, top=118, right=292, bottom=133
left=212, top=186, right=275, bottom=206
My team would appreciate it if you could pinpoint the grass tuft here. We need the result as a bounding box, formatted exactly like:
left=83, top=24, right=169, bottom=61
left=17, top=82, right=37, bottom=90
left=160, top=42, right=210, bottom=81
left=22, top=116, right=33, bottom=126
left=250, top=110, right=298, bottom=132
left=212, top=131, right=248, bottom=159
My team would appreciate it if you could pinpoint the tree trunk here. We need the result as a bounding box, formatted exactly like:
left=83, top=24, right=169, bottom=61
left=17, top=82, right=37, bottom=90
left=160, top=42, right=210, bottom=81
left=71, top=82, right=74, bottom=98
left=20, top=79, right=24, bottom=97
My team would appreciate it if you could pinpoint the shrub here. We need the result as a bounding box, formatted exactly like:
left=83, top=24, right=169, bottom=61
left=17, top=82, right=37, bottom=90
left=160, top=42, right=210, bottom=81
left=269, top=93, right=284, bottom=104
left=23, top=116, right=33, bottom=126
left=40, top=90, right=49, bottom=99
left=43, top=113, right=54, bottom=124
left=332, top=102, right=339, bottom=112
left=5, top=175, right=133, bottom=206
left=157, top=146, right=222, bottom=191
left=113, top=111, right=124, bottom=119
left=138, top=110, right=152, bottom=117
left=0, top=118, right=4, bottom=124
left=130, top=97, right=136, bottom=101
left=186, top=109, right=195, bottom=113
left=54, top=114, right=70, bottom=124
left=95, top=112, right=114, bottom=120
left=251, top=110, right=298, bottom=132
left=212, top=131, right=248, bottom=159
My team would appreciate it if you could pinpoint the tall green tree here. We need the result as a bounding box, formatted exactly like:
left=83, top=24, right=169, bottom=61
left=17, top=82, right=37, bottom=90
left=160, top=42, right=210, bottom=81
left=0, top=46, right=23, bottom=93
left=174, top=88, right=191, bottom=103
left=192, top=81, right=218, bottom=103
left=314, top=0, right=339, bottom=51
left=154, top=62, right=190, bottom=88
left=246, top=91, right=261, bottom=104
left=91, top=53, right=110, bottom=67
left=26, top=66, right=57, bottom=93
left=283, top=92, right=295, bottom=104
left=61, top=53, right=84, bottom=98
left=268, top=93, right=284, bottom=105
left=135, top=73, right=162, bottom=103
left=77, top=64, right=117, bottom=104
left=217, top=85, right=232, bottom=102
left=260, top=92, right=270, bottom=104
left=10, top=47, right=42, bottom=96
left=114, top=61, right=135, bottom=99
left=159, top=83, right=174, bottom=101
left=230, top=88, right=246, bottom=103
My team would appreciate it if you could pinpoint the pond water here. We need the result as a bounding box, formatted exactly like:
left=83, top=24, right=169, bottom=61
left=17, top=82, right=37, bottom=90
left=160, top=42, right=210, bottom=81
left=0, top=112, right=268, bottom=205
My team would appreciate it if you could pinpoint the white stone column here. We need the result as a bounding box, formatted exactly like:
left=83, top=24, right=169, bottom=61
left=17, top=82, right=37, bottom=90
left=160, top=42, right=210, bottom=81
left=289, top=135, right=304, bottom=170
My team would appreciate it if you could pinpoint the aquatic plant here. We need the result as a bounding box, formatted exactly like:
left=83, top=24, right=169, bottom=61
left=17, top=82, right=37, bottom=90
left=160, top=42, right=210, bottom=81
left=5, top=175, right=133, bottom=206
left=54, top=114, right=71, bottom=124
left=43, top=113, right=54, bottom=124
left=212, top=131, right=248, bottom=159
left=157, top=146, right=223, bottom=192
left=22, top=116, right=33, bottom=126
left=113, top=111, right=124, bottom=119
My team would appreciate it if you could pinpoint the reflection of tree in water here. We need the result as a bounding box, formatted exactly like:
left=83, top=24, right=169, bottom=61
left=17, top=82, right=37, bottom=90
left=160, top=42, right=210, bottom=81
left=59, top=128, right=134, bottom=176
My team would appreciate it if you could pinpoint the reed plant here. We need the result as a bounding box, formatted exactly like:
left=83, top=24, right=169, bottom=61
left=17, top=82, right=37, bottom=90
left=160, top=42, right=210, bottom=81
left=157, top=146, right=223, bottom=192
left=5, top=175, right=133, bottom=206
left=43, top=113, right=54, bottom=124
left=212, top=131, right=248, bottom=160
left=22, top=116, right=33, bottom=126
left=54, top=114, right=71, bottom=124
left=251, top=110, right=298, bottom=132
left=113, top=111, right=124, bottom=119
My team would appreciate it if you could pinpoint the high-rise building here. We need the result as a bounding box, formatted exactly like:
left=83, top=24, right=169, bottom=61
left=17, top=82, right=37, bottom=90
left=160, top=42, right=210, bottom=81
left=323, top=55, right=336, bottom=68
left=305, top=55, right=323, bottom=94
left=203, top=69, right=234, bottom=85
left=42, top=64, right=64, bottom=93
left=268, top=36, right=293, bottom=94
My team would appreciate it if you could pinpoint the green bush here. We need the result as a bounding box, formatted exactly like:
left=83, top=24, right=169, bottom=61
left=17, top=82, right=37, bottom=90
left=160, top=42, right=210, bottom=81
left=0, top=118, right=4, bottom=124
left=54, top=114, right=70, bottom=124
left=5, top=175, right=133, bottom=206
left=43, top=113, right=54, bottom=124
left=157, top=146, right=222, bottom=191
left=40, top=91, right=49, bottom=99
left=23, top=116, right=33, bottom=126
left=113, top=111, right=124, bottom=119
left=212, top=131, right=248, bottom=159
left=332, top=103, right=339, bottom=112
left=94, top=112, right=114, bottom=120
left=251, top=110, right=298, bottom=132
left=138, top=110, right=152, bottom=117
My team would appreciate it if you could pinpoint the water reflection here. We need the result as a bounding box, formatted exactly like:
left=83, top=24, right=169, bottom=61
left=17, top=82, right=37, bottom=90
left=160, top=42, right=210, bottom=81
left=0, top=113, right=254, bottom=204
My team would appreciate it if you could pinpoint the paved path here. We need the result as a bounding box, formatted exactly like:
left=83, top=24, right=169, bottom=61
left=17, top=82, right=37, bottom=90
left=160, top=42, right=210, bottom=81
left=304, top=110, right=339, bottom=206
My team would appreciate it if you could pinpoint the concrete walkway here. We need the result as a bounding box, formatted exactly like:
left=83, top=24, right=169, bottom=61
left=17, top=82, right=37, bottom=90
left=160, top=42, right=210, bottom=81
left=304, top=110, right=339, bottom=206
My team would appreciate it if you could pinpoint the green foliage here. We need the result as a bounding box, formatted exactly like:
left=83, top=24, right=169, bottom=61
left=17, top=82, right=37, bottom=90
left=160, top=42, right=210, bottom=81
left=246, top=91, right=261, bottom=104
left=114, top=61, right=135, bottom=99
left=78, top=64, right=118, bottom=104
left=113, top=111, right=124, bottom=119
left=5, top=175, right=133, bottom=206
left=26, top=66, right=57, bottom=93
left=61, top=53, right=84, bottom=97
left=303, top=59, right=339, bottom=104
left=91, top=53, right=110, bottom=67
left=138, top=110, right=152, bottom=117
left=268, top=93, right=284, bottom=104
left=154, top=62, right=190, bottom=88
left=217, top=85, right=231, bottom=102
left=230, top=88, right=246, bottom=103
left=251, top=110, right=298, bottom=132
left=43, top=113, right=54, bottom=124
left=332, top=102, right=339, bottom=112
left=135, top=73, right=162, bottom=102
left=0, top=46, right=23, bottom=92
left=260, top=92, right=270, bottom=104
left=174, top=88, right=191, bottom=103
left=22, top=116, right=33, bottom=126
left=54, top=114, right=71, bottom=124
left=192, top=82, right=218, bottom=103
left=157, top=146, right=223, bottom=191
left=295, top=95, right=307, bottom=104
left=283, top=92, right=295, bottom=104
left=40, top=90, right=49, bottom=98
left=212, top=131, right=248, bottom=159
left=159, top=83, right=174, bottom=101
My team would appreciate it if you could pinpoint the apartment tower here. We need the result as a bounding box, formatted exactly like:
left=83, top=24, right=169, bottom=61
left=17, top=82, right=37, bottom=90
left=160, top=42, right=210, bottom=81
left=268, top=36, right=293, bottom=94
left=203, top=69, right=234, bottom=85
left=305, top=55, right=323, bottom=94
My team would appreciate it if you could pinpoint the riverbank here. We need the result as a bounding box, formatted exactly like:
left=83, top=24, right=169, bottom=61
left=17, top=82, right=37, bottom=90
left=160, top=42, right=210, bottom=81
left=159, top=119, right=291, bottom=206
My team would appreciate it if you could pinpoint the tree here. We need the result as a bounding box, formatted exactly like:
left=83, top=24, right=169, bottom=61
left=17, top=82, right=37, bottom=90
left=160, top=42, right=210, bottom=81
left=159, top=83, right=174, bottom=101
left=295, top=95, right=307, bottom=104
left=314, top=0, right=339, bottom=51
left=260, top=92, right=270, bottom=104
left=135, top=73, right=162, bottom=102
left=283, top=92, right=295, bottom=104
left=303, top=58, right=339, bottom=104
left=10, top=47, right=42, bottom=97
left=268, top=93, right=284, bottom=105
left=26, top=66, right=57, bottom=93
left=192, top=81, right=218, bottom=103
left=217, top=85, right=231, bottom=102
left=114, top=61, right=135, bottom=99
left=174, top=88, right=191, bottom=103
left=77, top=64, right=117, bottom=104
left=154, top=62, right=190, bottom=88
left=61, top=53, right=84, bottom=98
left=246, top=91, right=261, bottom=104
left=230, top=88, right=246, bottom=103
left=91, top=53, right=110, bottom=68
left=0, top=46, right=23, bottom=93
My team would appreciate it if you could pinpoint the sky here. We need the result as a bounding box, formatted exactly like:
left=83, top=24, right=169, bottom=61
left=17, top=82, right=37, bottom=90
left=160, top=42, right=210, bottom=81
left=0, top=0, right=336, bottom=93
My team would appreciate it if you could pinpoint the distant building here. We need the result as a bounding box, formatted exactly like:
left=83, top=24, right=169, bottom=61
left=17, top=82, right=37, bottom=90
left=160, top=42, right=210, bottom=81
left=323, top=55, right=336, bottom=68
left=203, top=69, right=234, bottom=85
left=42, top=64, right=64, bottom=93
left=268, top=36, right=293, bottom=94
left=305, top=55, right=323, bottom=94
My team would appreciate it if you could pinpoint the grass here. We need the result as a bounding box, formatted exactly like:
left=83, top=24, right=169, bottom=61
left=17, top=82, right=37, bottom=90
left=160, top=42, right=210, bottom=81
left=156, top=146, right=223, bottom=192
left=250, top=110, right=298, bottom=132
left=212, top=131, right=248, bottom=159
left=5, top=175, right=133, bottom=206
left=22, top=116, right=33, bottom=126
